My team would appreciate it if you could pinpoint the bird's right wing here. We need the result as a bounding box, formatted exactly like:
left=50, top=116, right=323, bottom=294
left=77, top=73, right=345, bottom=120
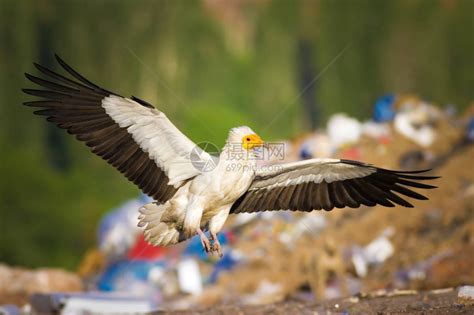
left=23, top=55, right=210, bottom=202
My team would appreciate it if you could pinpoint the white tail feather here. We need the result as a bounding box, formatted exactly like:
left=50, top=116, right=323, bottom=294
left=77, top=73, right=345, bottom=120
left=138, top=202, right=184, bottom=246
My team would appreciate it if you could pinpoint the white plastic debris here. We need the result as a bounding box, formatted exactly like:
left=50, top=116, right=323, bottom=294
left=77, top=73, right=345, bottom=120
left=364, top=233, right=394, bottom=264
left=393, top=103, right=439, bottom=147
left=361, top=120, right=391, bottom=139
left=56, top=293, right=156, bottom=315
left=177, top=258, right=203, bottom=295
left=299, top=133, right=333, bottom=159
left=352, top=249, right=369, bottom=277
left=458, top=286, right=474, bottom=300
left=327, top=114, right=362, bottom=148
left=352, top=228, right=395, bottom=277
left=241, top=280, right=283, bottom=305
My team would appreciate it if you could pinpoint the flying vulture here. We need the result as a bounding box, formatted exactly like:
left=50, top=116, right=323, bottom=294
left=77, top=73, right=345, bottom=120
left=23, top=55, right=438, bottom=256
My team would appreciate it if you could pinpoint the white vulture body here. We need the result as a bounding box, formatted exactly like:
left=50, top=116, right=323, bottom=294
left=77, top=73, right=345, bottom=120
left=23, top=56, right=439, bottom=256
left=138, top=126, right=258, bottom=249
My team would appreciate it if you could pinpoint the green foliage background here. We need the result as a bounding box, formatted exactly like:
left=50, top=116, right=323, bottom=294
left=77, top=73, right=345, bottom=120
left=0, top=0, right=473, bottom=269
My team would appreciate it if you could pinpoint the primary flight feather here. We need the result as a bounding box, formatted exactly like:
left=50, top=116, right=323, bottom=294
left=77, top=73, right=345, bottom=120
left=23, top=55, right=438, bottom=256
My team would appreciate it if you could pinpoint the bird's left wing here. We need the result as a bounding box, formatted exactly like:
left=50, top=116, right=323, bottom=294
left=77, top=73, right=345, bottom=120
left=23, top=55, right=210, bottom=202
left=230, top=158, right=438, bottom=213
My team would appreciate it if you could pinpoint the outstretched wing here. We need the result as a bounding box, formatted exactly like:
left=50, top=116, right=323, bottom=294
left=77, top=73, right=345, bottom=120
left=230, top=158, right=439, bottom=213
left=23, top=55, right=209, bottom=202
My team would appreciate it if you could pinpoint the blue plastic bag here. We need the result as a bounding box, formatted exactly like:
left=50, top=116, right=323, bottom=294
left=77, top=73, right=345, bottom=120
left=373, top=94, right=396, bottom=123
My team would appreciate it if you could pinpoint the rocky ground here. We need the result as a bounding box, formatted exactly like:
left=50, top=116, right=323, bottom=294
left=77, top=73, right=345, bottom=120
left=155, top=288, right=474, bottom=314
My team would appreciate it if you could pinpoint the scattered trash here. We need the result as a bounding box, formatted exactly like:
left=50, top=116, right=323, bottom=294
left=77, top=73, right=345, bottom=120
left=298, top=133, right=333, bottom=159
left=352, top=228, right=395, bottom=278
left=327, top=113, right=362, bottom=148
left=466, top=117, right=474, bottom=141
left=98, top=194, right=152, bottom=261
left=458, top=285, right=474, bottom=304
left=241, top=280, right=284, bottom=305
left=361, top=120, right=391, bottom=141
left=373, top=94, right=396, bottom=123
left=177, top=258, right=203, bottom=295
left=393, top=102, right=440, bottom=147
left=30, top=292, right=156, bottom=314
left=126, top=234, right=167, bottom=260
left=299, top=141, right=313, bottom=159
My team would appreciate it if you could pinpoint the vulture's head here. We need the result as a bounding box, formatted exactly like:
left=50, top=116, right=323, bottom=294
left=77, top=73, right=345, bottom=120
left=227, top=126, right=265, bottom=151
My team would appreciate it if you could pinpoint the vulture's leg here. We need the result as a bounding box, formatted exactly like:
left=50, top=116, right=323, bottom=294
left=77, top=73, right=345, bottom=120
left=197, top=228, right=210, bottom=253
left=210, top=231, right=223, bottom=257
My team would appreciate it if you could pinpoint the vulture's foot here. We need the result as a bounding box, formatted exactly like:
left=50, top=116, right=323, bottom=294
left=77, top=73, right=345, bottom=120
left=197, top=228, right=211, bottom=253
left=210, top=231, right=223, bottom=257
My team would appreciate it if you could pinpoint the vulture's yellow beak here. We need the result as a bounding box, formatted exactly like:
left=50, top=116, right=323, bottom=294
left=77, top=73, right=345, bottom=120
left=242, top=134, right=265, bottom=151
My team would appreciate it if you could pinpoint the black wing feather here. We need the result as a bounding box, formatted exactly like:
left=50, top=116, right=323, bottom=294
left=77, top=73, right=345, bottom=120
left=23, top=55, right=177, bottom=202
left=230, top=160, right=439, bottom=214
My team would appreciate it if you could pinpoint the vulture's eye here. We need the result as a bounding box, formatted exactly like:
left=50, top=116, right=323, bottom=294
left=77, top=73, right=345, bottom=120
left=246, top=137, right=251, bottom=141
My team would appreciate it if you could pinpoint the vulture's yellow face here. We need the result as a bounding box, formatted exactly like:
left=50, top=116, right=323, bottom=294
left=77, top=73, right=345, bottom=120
left=242, top=134, right=265, bottom=151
